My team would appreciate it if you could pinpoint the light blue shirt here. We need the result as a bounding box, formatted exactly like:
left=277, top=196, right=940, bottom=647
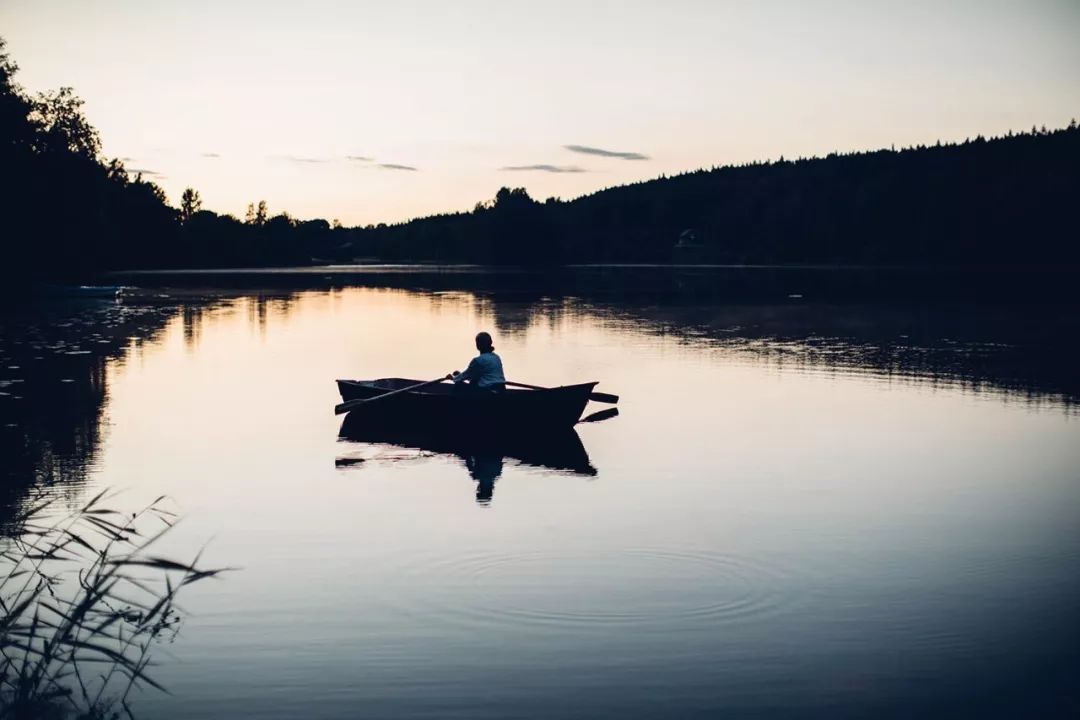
left=453, top=351, right=506, bottom=389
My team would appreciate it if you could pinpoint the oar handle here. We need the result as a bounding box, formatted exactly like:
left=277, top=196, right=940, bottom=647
left=334, top=375, right=451, bottom=415
left=504, top=381, right=545, bottom=391
left=505, top=380, right=618, bottom=405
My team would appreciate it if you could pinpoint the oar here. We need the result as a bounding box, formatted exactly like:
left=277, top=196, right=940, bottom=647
left=334, top=375, right=451, bottom=415
left=579, top=407, right=620, bottom=424
left=505, top=380, right=619, bottom=404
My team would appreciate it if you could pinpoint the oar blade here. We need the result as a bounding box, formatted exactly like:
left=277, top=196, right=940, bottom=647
left=588, top=391, right=619, bottom=404
left=579, top=407, right=620, bottom=424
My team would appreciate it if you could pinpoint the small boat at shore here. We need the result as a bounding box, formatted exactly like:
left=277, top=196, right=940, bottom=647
left=335, top=377, right=598, bottom=429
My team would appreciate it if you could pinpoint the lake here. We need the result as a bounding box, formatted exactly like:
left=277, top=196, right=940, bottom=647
left=1, top=267, right=1078, bottom=718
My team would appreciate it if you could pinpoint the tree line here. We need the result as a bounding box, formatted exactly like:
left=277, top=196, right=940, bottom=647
left=347, top=124, right=1080, bottom=266
left=2, top=35, right=1078, bottom=283
left=0, top=38, right=344, bottom=282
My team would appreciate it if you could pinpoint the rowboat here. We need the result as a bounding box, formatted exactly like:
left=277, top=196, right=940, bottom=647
left=338, top=412, right=597, bottom=476
left=335, top=378, right=598, bottom=429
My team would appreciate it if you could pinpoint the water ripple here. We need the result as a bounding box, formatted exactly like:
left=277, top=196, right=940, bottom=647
left=400, top=546, right=809, bottom=631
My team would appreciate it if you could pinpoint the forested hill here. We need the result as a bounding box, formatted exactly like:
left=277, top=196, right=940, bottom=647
left=346, top=124, right=1080, bottom=266
left=2, top=36, right=1078, bottom=280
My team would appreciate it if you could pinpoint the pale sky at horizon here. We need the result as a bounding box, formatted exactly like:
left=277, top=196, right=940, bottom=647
left=2, top=0, right=1078, bottom=226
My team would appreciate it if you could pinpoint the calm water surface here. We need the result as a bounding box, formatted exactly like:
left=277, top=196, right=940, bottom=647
left=1, top=270, right=1078, bottom=718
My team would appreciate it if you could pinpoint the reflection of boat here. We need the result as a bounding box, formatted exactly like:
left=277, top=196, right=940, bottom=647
left=337, top=412, right=597, bottom=476
left=336, top=378, right=597, bottom=428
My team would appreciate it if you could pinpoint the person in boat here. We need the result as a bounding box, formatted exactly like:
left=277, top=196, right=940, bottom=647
left=452, top=331, right=506, bottom=392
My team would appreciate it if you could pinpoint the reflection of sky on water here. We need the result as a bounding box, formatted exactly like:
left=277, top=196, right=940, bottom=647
left=1, top=278, right=1078, bottom=718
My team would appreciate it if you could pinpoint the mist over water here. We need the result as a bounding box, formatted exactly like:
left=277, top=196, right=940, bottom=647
left=1, top=268, right=1078, bottom=718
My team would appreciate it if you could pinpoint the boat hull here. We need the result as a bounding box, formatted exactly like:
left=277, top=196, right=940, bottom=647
left=335, top=378, right=597, bottom=429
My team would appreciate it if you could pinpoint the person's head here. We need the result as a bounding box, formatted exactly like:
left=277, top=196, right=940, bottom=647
left=475, top=331, right=494, bottom=353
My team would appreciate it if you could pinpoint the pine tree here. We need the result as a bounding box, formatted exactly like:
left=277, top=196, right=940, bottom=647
left=179, top=188, right=202, bottom=223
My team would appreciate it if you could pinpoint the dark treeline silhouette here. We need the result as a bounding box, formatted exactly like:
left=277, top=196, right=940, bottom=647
left=0, top=38, right=344, bottom=283
left=348, top=126, right=1080, bottom=266
left=2, top=37, right=1078, bottom=281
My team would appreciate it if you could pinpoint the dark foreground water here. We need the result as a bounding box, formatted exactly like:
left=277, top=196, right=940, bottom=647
left=1, top=268, right=1078, bottom=718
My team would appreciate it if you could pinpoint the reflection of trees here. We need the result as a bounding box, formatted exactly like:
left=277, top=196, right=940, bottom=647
left=0, top=294, right=245, bottom=523
left=2, top=309, right=109, bottom=519
left=580, top=300, right=1080, bottom=408
left=0, top=290, right=307, bottom=524
left=212, top=266, right=1078, bottom=409
left=482, top=296, right=552, bottom=338
left=181, top=304, right=208, bottom=349
left=247, top=295, right=296, bottom=335
left=98, top=267, right=1080, bottom=412
left=117, top=267, right=1080, bottom=407
left=1, top=304, right=136, bottom=521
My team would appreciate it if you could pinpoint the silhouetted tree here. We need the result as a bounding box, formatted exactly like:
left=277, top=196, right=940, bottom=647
left=180, top=187, right=202, bottom=224
left=0, top=39, right=33, bottom=155
left=105, top=157, right=128, bottom=184
left=29, top=87, right=100, bottom=159
left=245, top=200, right=268, bottom=226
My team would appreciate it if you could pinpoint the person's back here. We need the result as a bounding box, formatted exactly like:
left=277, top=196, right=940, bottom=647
left=452, top=331, right=506, bottom=391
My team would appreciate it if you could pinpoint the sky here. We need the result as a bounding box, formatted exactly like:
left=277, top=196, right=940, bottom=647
left=2, top=0, right=1078, bottom=226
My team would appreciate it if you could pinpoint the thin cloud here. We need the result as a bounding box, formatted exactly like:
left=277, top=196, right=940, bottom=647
left=202, top=152, right=221, bottom=158
left=501, top=164, right=586, bottom=173
left=564, top=144, right=649, bottom=160
left=126, top=167, right=164, bottom=178
left=280, top=155, right=329, bottom=164
left=273, top=154, right=415, bottom=169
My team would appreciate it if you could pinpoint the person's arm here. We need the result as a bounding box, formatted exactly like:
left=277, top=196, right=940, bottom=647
left=453, top=357, right=479, bottom=384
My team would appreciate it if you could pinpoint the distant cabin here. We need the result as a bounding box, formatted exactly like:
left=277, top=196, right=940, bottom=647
left=675, top=229, right=701, bottom=248
left=673, top=228, right=707, bottom=262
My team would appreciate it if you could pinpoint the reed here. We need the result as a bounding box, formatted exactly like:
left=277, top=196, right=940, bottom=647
left=0, top=488, right=229, bottom=719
